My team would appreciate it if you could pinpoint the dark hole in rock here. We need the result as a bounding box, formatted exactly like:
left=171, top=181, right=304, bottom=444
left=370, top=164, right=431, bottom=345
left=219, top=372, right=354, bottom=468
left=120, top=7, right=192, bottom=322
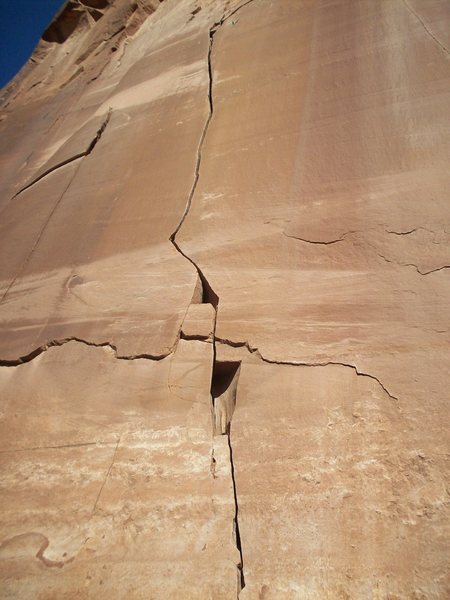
left=211, top=361, right=241, bottom=435
left=211, top=361, right=241, bottom=399
left=199, top=272, right=218, bottom=307
left=80, top=0, right=110, bottom=8
left=88, top=8, right=104, bottom=21
left=42, top=3, right=84, bottom=44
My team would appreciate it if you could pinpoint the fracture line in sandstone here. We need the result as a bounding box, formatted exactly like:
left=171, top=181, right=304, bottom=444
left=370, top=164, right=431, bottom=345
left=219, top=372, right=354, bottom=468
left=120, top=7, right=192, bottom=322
left=168, top=3, right=258, bottom=594
left=91, top=436, right=121, bottom=516
left=402, top=0, right=449, bottom=56
left=283, top=231, right=352, bottom=245
left=0, top=336, right=169, bottom=367
left=0, top=441, right=115, bottom=453
left=215, top=337, right=399, bottom=403
left=13, top=109, right=112, bottom=199
left=375, top=250, right=450, bottom=276
left=227, top=427, right=245, bottom=591
left=0, top=111, right=112, bottom=308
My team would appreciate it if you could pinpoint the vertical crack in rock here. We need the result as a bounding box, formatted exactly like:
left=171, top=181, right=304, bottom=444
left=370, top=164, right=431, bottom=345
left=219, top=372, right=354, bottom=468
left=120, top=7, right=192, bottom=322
left=168, top=15, right=220, bottom=310
left=168, top=3, right=257, bottom=594
left=0, top=110, right=112, bottom=307
left=211, top=361, right=245, bottom=593
left=227, top=429, right=245, bottom=593
left=169, top=0, right=258, bottom=276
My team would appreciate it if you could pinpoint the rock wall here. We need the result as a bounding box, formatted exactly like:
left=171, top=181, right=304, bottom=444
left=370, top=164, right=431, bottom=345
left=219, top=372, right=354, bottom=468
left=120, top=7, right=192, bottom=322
left=0, top=0, right=449, bottom=598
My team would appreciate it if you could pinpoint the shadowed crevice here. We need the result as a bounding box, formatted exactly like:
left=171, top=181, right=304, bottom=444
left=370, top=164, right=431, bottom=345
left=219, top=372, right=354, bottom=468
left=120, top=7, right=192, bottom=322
left=210, top=359, right=244, bottom=591
left=167, top=4, right=257, bottom=596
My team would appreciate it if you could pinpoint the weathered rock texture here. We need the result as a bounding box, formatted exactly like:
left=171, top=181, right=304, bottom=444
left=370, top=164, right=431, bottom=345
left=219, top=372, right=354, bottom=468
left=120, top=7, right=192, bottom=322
left=1, top=0, right=449, bottom=598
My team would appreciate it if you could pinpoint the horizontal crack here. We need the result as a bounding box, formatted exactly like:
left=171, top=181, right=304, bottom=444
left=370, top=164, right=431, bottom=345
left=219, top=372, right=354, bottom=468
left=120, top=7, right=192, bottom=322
left=180, top=332, right=211, bottom=342
left=385, top=228, right=417, bottom=236
left=0, top=441, right=116, bottom=453
left=0, top=336, right=171, bottom=367
left=215, top=336, right=399, bottom=402
left=416, top=265, right=450, bottom=275
left=283, top=231, right=353, bottom=245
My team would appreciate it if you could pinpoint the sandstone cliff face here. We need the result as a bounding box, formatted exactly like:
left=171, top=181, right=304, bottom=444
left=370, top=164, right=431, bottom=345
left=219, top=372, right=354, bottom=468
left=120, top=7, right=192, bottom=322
left=0, top=1, right=449, bottom=598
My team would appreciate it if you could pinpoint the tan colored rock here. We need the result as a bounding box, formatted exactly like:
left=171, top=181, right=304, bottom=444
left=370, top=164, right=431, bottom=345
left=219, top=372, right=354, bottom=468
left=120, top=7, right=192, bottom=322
left=1, top=0, right=449, bottom=598
left=0, top=340, right=240, bottom=598
left=181, top=302, right=216, bottom=340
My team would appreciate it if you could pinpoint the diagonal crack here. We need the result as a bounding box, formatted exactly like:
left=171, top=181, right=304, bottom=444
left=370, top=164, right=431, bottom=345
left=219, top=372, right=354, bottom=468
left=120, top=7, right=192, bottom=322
left=402, top=0, right=449, bottom=56
left=0, top=110, right=112, bottom=308
left=12, top=109, right=112, bottom=199
left=0, top=166, right=82, bottom=306
left=419, top=265, right=450, bottom=275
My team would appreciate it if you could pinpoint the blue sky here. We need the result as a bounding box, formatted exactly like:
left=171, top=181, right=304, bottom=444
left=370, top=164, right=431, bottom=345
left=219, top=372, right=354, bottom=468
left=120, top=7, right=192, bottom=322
left=0, top=0, right=65, bottom=88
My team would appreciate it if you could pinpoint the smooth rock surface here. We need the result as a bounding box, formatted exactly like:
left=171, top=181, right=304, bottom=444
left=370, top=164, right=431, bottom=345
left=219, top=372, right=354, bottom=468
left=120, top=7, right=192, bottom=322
left=1, top=0, right=449, bottom=598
